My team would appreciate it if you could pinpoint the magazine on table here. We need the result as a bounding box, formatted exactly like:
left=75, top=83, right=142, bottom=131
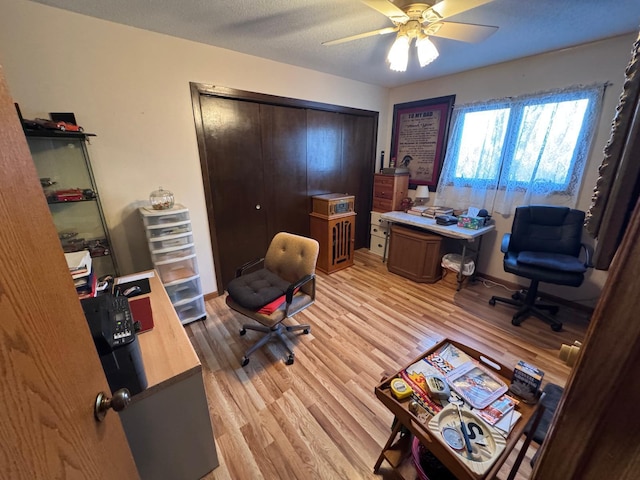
left=476, top=394, right=519, bottom=425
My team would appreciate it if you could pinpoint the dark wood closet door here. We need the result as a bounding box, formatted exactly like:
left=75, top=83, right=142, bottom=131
left=342, top=114, right=376, bottom=250
left=306, top=109, right=343, bottom=196
left=200, top=95, right=269, bottom=287
left=192, top=84, right=378, bottom=291
left=261, top=104, right=308, bottom=240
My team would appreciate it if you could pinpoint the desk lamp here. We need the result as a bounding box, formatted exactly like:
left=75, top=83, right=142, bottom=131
left=414, top=185, right=430, bottom=206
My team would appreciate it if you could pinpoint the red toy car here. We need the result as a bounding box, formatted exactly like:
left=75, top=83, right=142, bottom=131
left=32, top=118, right=84, bottom=132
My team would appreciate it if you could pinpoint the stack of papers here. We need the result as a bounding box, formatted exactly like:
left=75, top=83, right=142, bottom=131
left=64, top=250, right=92, bottom=279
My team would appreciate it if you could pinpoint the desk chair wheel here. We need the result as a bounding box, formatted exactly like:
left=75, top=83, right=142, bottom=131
left=240, top=328, right=247, bottom=336
left=551, top=322, right=563, bottom=332
left=303, top=328, right=310, bottom=334
left=489, top=297, right=497, bottom=306
left=286, top=354, right=295, bottom=365
left=512, top=316, right=523, bottom=326
left=241, top=356, right=250, bottom=367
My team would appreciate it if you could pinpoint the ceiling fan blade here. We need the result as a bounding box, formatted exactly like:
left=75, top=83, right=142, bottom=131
left=361, top=0, right=409, bottom=23
left=426, top=0, right=495, bottom=22
left=426, top=22, right=498, bottom=43
left=322, top=26, right=398, bottom=46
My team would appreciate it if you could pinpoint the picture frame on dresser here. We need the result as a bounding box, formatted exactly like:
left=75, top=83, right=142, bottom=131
left=390, top=95, right=456, bottom=190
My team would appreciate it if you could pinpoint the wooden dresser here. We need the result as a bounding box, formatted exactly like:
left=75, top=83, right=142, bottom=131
left=372, top=173, right=410, bottom=212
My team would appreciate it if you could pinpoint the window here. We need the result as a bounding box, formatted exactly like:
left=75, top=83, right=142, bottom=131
left=435, top=85, right=605, bottom=214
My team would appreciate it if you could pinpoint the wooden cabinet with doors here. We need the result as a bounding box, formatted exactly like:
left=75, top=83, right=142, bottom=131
left=372, top=173, right=409, bottom=212
left=310, top=211, right=356, bottom=274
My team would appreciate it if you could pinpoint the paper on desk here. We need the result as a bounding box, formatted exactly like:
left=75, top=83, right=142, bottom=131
left=467, top=207, right=480, bottom=217
left=495, top=409, right=522, bottom=435
left=115, top=271, right=155, bottom=284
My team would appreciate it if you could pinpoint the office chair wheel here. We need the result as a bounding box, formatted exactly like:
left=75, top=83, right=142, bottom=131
left=241, top=356, right=250, bottom=367
left=551, top=323, right=563, bottom=332
left=303, top=328, right=310, bottom=334
left=239, top=328, right=247, bottom=336
left=286, top=354, right=295, bottom=365
left=489, top=297, right=496, bottom=306
left=512, top=317, right=523, bottom=326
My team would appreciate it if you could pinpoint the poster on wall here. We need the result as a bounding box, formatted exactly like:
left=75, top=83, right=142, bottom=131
left=390, top=95, right=455, bottom=190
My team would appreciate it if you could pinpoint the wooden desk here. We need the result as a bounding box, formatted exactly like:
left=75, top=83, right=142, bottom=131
left=381, top=212, right=495, bottom=290
left=374, top=339, right=540, bottom=480
left=118, top=271, right=218, bottom=479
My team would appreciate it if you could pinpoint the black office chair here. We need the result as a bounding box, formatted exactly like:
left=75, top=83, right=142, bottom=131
left=489, top=206, right=592, bottom=331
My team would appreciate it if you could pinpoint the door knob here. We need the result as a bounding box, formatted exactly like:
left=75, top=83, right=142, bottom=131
left=94, top=389, right=131, bottom=421
left=255, top=204, right=261, bottom=210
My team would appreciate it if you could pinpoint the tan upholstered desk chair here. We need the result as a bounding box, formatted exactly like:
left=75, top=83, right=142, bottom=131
left=225, top=232, right=319, bottom=366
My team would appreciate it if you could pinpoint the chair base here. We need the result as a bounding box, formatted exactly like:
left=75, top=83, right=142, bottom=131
left=489, top=280, right=563, bottom=331
left=239, top=322, right=311, bottom=366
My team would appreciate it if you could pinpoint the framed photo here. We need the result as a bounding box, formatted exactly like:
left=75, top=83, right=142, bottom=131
left=390, top=95, right=455, bottom=190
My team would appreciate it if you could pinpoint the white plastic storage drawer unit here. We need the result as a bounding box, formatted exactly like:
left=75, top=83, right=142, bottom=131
left=140, top=204, right=206, bottom=325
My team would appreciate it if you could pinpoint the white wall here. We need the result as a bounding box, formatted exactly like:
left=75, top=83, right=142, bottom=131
left=0, top=0, right=390, bottom=295
left=387, top=34, right=637, bottom=308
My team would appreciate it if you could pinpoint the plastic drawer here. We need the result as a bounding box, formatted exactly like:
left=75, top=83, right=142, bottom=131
left=148, top=232, right=194, bottom=251
left=156, top=255, right=198, bottom=284
left=142, top=210, right=189, bottom=227
left=151, top=244, right=196, bottom=264
left=146, top=221, right=192, bottom=239
left=165, top=275, right=202, bottom=304
left=173, top=295, right=206, bottom=324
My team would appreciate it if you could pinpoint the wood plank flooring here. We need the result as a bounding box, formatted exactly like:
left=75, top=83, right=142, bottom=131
left=186, top=249, right=591, bottom=480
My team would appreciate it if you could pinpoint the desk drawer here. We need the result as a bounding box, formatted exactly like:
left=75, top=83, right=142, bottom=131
left=370, top=223, right=389, bottom=238
left=369, top=234, right=386, bottom=257
left=370, top=211, right=390, bottom=227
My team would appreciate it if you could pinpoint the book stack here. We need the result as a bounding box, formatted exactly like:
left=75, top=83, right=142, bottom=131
left=421, top=206, right=454, bottom=218
left=64, top=250, right=96, bottom=299
left=407, top=205, right=430, bottom=216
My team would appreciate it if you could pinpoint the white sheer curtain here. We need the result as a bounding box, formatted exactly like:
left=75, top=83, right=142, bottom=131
left=434, top=84, right=605, bottom=214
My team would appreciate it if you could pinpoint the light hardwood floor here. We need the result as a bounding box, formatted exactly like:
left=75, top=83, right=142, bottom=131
left=186, top=249, right=590, bottom=480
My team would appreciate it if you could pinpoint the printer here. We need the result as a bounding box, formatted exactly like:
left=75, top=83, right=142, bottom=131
left=81, top=294, right=148, bottom=395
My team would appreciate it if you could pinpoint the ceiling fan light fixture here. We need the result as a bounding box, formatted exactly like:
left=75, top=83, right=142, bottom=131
left=387, top=34, right=410, bottom=72
left=416, top=35, right=439, bottom=67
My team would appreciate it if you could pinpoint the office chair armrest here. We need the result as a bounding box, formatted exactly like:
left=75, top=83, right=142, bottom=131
left=501, top=233, right=511, bottom=254
left=285, top=274, right=316, bottom=304
left=235, top=257, right=265, bottom=277
left=581, top=243, right=594, bottom=268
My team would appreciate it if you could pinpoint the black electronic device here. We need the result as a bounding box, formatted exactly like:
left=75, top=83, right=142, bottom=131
left=81, top=294, right=148, bottom=395
left=436, top=214, right=458, bottom=226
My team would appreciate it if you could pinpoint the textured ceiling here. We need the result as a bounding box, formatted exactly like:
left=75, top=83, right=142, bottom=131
left=31, top=0, right=640, bottom=88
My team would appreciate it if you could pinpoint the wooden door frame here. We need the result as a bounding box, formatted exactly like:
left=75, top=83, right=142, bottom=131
left=533, top=33, right=640, bottom=478
left=190, top=83, right=378, bottom=291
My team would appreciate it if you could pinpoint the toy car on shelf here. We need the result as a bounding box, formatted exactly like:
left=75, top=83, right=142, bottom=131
left=48, top=189, right=85, bottom=202
left=25, top=118, right=84, bottom=132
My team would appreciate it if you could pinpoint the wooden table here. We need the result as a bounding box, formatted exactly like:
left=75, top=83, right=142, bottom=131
left=374, top=339, right=541, bottom=480
left=117, top=271, right=218, bottom=479
left=380, top=212, right=495, bottom=290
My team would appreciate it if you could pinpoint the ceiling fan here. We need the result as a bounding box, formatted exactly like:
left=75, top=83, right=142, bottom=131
left=323, top=0, right=498, bottom=72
